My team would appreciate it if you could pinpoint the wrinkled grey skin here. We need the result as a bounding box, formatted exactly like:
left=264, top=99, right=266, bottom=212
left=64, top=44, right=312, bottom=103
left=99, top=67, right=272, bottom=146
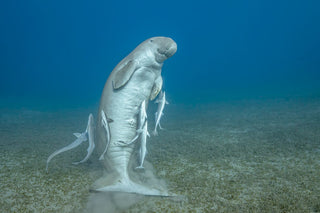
left=94, top=37, right=177, bottom=195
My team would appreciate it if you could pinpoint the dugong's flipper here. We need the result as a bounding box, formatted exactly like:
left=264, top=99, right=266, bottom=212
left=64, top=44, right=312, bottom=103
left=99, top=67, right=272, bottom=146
left=73, top=114, right=95, bottom=165
left=112, top=60, right=138, bottom=89
left=46, top=132, right=87, bottom=172
left=150, top=76, right=163, bottom=101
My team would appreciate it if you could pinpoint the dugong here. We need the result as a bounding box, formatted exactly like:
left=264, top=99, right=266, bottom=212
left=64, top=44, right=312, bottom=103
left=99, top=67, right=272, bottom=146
left=94, top=37, right=177, bottom=196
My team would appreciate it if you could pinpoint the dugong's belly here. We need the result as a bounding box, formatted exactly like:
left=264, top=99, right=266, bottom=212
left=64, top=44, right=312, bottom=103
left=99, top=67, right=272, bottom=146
left=97, top=68, right=156, bottom=176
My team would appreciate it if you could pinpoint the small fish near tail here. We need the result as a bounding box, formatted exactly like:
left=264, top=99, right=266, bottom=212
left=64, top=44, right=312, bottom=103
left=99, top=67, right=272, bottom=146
left=46, top=114, right=95, bottom=171
left=99, top=110, right=113, bottom=160
left=72, top=114, right=95, bottom=165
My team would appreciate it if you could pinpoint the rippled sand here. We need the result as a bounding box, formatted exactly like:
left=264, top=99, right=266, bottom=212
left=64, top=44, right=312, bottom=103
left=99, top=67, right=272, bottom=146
left=1, top=97, right=320, bottom=212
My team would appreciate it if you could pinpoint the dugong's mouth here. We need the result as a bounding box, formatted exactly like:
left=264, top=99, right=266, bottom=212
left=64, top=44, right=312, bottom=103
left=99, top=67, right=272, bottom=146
left=155, top=40, right=177, bottom=63
left=158, top=42, right=177, bottom=58
left=166, top=44, right=177, bottom=58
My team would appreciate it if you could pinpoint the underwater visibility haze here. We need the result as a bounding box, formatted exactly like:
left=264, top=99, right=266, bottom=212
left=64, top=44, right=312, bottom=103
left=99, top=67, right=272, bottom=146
left=1, top=0, right=320, bottom=212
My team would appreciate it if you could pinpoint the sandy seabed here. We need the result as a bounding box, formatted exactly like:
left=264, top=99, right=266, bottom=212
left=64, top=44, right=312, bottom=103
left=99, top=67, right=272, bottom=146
left=1, top=97, right=320, bottom=212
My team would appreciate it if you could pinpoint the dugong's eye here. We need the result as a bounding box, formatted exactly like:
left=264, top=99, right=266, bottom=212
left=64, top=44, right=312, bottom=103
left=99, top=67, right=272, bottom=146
left=150, top=39, right=154, bottom=43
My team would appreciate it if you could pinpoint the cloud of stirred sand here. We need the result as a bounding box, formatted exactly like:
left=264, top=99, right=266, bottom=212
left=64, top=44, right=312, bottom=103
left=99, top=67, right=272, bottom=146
left=84, top=160, right=169, bottom=212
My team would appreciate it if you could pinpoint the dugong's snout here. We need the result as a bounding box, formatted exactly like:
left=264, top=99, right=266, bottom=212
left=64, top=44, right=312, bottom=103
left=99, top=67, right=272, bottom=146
left=151, top=37, right=177, bottom=63
left=162, top=41, right=177, bottom=58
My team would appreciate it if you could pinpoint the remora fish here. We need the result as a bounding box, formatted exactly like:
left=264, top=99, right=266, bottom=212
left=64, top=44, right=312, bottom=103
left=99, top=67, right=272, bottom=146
left=46, top=114, right=94, bottom=171
left=95, top=37, right=177, bottom=196
left=72, top=114, right=95, bottom=165
left=136, top=118, right=149, bottom=169
left=119, top=100, right=150, bottom=169
left=153, top=91, right=168, bottom=135
left=119, top=100, right=147, bottom=146
left=99, top=110, right=113, bottom=160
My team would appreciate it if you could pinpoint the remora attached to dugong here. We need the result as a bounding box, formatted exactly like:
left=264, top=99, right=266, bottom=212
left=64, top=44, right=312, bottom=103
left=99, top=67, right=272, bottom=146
left=94, top=37, right=177, bottom=196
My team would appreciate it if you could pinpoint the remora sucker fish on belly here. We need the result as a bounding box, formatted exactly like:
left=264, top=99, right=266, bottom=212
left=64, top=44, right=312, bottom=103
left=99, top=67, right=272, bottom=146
left=94, top=37, right=177, bottom=196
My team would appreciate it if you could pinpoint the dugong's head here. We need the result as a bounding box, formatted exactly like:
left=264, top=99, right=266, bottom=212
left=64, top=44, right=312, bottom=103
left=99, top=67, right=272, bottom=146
left=138, top=37, right=177, bottom=63
left=111, top=37, right=177, bottom=89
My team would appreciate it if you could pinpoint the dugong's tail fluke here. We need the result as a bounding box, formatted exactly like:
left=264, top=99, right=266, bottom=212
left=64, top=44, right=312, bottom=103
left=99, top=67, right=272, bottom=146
left=46, top=114, right=95, bottom=171
left=93, top=178, right=170, bottom=196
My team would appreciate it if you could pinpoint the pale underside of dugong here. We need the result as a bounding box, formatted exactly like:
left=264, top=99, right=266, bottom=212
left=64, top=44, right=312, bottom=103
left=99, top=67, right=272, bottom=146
left=93, top=37, right=177, bottom=196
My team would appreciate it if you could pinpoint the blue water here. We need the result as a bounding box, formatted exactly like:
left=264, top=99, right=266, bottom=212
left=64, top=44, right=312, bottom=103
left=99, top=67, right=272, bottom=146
left=1, top=1, right=320, bottom=212
left=1, top=0, right=319, bottom=106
